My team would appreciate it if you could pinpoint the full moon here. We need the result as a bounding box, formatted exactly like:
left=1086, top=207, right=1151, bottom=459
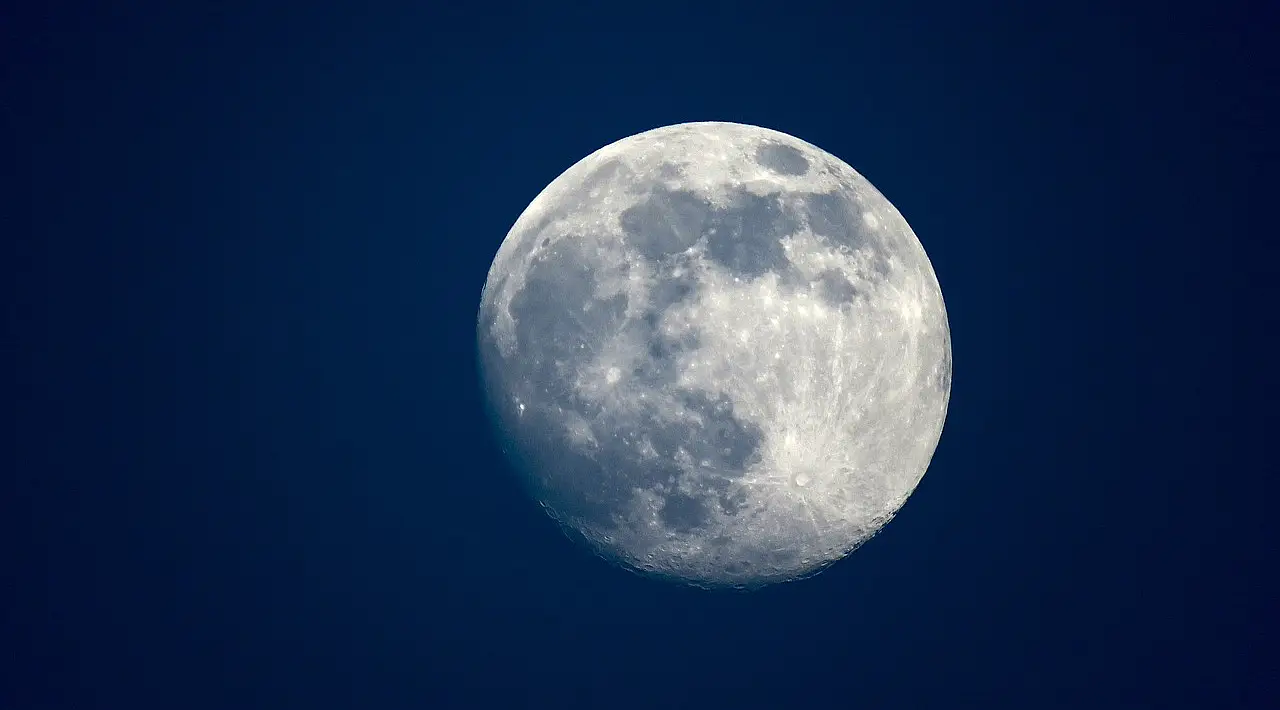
left=477, top=122, right=951, bottom=588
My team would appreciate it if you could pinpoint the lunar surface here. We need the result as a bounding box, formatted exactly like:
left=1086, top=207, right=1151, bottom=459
left=477, top=122, right=950, bottom=588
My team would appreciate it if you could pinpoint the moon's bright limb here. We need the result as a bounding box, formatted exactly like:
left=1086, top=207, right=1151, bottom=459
left=478, top=122, right=951, bottom=588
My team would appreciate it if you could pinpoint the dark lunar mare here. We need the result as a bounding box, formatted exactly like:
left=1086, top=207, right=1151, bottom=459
left=619, top=184, right=891, bottom=303
left=813, top=268, right=859, bottom=306
left=803, top=191, right=892, bottom=278
left=754, top=142, right=810, bottom=176
left=630, top=256, right=701, bottom=388
left=480, top=237, right=764, bottom=541
left=932, top=343, right=953, bottom=394
left=620, top=188, right=711, bottom=260
left=704, top=191, right=798, bottom=277
left=621, top=186, right=800, bottom=281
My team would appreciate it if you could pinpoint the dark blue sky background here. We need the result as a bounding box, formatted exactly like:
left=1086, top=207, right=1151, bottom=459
left=5, top=1, right=1266, bottom=707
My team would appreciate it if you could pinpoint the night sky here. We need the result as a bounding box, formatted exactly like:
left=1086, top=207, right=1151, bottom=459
left=5, top=1, right=1267, bottom=707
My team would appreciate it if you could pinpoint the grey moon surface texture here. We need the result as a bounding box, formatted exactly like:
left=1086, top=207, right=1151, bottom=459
left=477, top=122, right=951, bottom=588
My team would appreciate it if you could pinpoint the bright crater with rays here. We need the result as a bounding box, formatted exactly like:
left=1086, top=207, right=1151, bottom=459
left=478, top=122, right=951, bottom=588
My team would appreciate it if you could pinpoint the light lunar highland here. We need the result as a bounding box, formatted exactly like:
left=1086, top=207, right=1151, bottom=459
left=478, top=122, right=951, bottom=588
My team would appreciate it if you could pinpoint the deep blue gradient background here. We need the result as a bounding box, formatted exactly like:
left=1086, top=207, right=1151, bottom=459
left=5, top=2, right=1266, bottom=707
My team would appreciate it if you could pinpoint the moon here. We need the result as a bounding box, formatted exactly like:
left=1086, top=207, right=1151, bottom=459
left=477, top=122, right=951, bottom=588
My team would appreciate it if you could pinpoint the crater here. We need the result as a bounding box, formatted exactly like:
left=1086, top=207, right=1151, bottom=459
left=754, top=142, right=810, bottom=175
